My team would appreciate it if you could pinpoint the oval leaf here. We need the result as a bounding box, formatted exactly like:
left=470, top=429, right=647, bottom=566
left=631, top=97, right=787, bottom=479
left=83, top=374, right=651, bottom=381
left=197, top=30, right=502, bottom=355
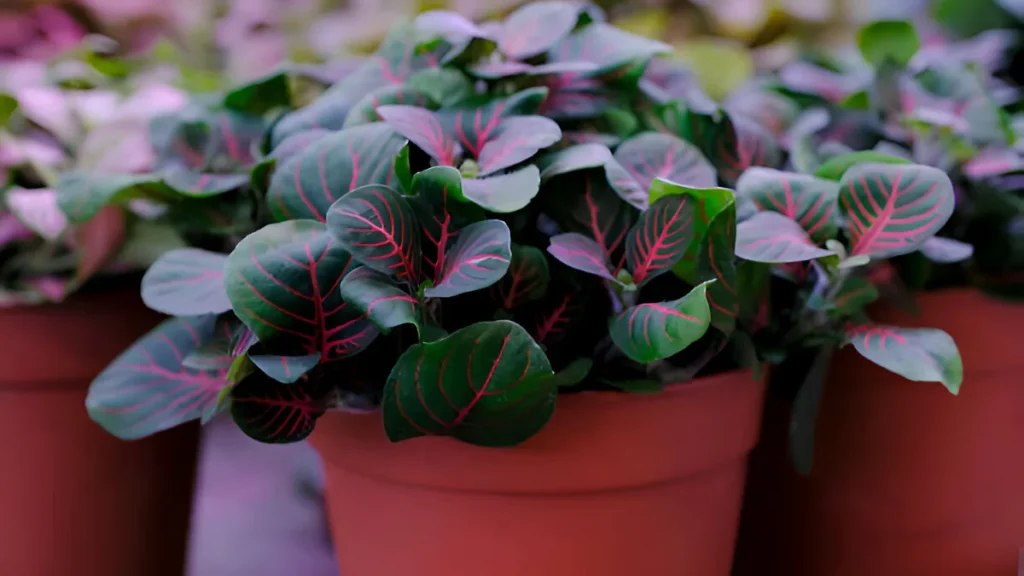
left=249, top=352, right=321, bottom=384
left=86, top=316, right=230, bottom=440
left=813, top=150, right=913, bottom=181
left=838, top=163, right=955, bottom=258
left=381, top=320, right=556, bottom=447
left=266, top=123, right=407, bottom=223
left=493, top=244, right=550, bottom=309
left=717, top=116, right=782, bottom=184
left=461, top=164, right=541, bottom=213
left=736, top=167, right=839, bottom=243
left=735, top=211, right=835, bottom=263
left=498, top=2, right=582, bottom=60
left=609, top=281, right=713, bottom=363
left=344, top=86, right=436, bottom=128
left=608, top=132, right=716, bottom=210
left=408, top=166, right=485, bottom=283
left=225, top=220, right=377, bottom=361
left=547, top=232, right=618, bottom=281
left=441, top=88, right=549, bottom=159
left=919, top=236, right=974, bottom=263
left=846, top=324, right=962, bottom=393
left=327, top=185, right=422, bottom=282
left=424, top=219, right=512, bottom=298
left=626, top=195, right=697, bottom=286
left=535, top=143, right=613, bottom=182
left=339, top=266, right=421, bottom=332
left=477, top=116, right=562, bottom=176
left=141, top=248, right=231, bottom=316
left=231, top=373, right=325, bottom=443
left=376, top=105, right=457, bottom=166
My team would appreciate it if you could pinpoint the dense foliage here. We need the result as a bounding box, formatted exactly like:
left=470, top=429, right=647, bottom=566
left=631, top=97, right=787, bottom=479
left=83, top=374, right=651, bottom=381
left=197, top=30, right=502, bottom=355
left=74, top=3, right=1000, bottom=451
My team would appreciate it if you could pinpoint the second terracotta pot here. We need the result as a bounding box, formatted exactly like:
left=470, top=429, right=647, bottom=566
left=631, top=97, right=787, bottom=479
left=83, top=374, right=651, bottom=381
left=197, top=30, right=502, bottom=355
left=734, top=288, right=1024, bottom=576
left=312, top=368, right=765, bottom=576
left=0, top=286, right=199, bottom=576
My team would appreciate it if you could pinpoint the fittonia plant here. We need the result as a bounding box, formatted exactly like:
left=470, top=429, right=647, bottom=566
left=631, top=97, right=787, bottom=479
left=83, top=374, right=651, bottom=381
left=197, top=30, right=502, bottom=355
left=78, top=4, right=963, bottom=450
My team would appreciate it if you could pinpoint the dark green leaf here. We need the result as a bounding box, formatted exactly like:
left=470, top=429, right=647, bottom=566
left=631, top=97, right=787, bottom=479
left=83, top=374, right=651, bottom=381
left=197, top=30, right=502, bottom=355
left=857, top=20, right=920, bottom=68
left=535, top=143, right=613, bottom=182
left=409, top=166, right=485, bottom=282
left=544, top=169, right=636, bottom=270
left=231, top=372, right=325, bottom=443
left=609, top=281, right=713, bottom=363
left=57, top=172, right=172, bottom=223
left=249, top=351, right=321, bottom=384
left=405, top=68, right=474, bottom=107
left=224, top=71, right=291, bottom=116
left=813, top=150, right=913, bottom=181
left=697, top=197, right=738, bottom=335
left=141, top=248, right=231, bottom=316
left=626, top=195, right=697, bottom=286
left=440, top=88, right=549, bottom=159
left=606, top=132, right=716, bottom=210
left=339, top=266, right=421, bottom=332
left=790, top=345, right=834, bottom=475
left=381, top=320, right=556, bottom=446
left=327, top=184, right=422, bottom=282
left=831, top=276, right=879, bottom=315
left=493, top=244, right=550, bottom=309
left=343, top=85, right=437, bottom=128
left=736, top=167, right=839, bottom=243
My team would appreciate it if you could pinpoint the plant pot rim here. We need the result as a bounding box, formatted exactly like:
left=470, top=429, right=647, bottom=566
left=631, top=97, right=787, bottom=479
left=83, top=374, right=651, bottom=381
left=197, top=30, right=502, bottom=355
left=311, top=367, right=766, bottom=495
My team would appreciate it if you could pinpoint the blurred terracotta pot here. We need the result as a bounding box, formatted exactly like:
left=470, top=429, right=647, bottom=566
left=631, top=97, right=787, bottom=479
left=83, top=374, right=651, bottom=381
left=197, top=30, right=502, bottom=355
left=312, top=368, right=764, bottom=576
left=0, top=285, right=199, bottom=576
left=734, top=288, right=1024, bottom=576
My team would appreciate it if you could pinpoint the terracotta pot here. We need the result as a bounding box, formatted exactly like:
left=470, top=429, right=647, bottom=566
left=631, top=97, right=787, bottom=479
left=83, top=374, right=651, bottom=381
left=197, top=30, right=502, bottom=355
left=311, top=368, right=764, bottom=576
left=734, top=288, right=1024, bottom=576
left=0, top=285, right=199, bottom=576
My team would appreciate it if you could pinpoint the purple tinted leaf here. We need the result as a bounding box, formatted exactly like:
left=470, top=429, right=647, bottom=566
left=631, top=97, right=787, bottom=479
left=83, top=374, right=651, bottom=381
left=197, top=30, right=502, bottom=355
left=231, top=373, right=325, bottom=443
left=846, top=324, right=962, bottom=393
left=376, top=105, right=457, bottom=166
left=736, top=167, right=839, bottom=243
left=441, top=88, right=548, bottom=161
left=477, top=116, right=562, bottom=176
left=717, top=116, right=782, bottom=184
left=544, top=170, right=635, bottom=271
left=424, top=219, right=512, bottom=298
left=381, top=320, right=556, bottom=446
left=461, top=165, right=541, bottom=213
left=498, top=1, right=582, bottom=60
left=547, top=232, right=618, bottom=281
left=548, top=22, right=671, bottom=70
left=607, top=132, right=717, bottom=210
left=535, top=143, right=612, bottom=182
left=86, top=316, right=230, bottom=440
left=415, top=10, right=495, bottom=43
left=4, top=187, right=66, bottom=240
left=962, top=147, right=1023, bottom=179
left=339, top=266, right=420, bottom=332
left=327, top=185, right=421, bottom=282
left=141, top=248, right=231, bottom=316
left=919, top=236, right=974, bottom=263
left=735, top=211, right=835, bottom=263
left=838, top=163, right=955, bottom=258
left=609, top=281, right=713, bottom=363
left=626, top=195, right=697, bottom=286
left=408, top=166, right=485, bottom=283
left=251, top=129, right=331, bottom=193
left=779, top=61, right=865, bottom=102
left=266, top=123, right=406, bottom=223
left=344, top=86, right=437, bottom=128
left=249, top=352, right=321, bottom=384
left=224, top=220, right=378, bottom=361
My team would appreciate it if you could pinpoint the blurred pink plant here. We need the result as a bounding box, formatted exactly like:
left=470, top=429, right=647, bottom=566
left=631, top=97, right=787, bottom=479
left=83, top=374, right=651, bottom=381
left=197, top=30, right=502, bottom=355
left=0, top=6, right=85, bottom=62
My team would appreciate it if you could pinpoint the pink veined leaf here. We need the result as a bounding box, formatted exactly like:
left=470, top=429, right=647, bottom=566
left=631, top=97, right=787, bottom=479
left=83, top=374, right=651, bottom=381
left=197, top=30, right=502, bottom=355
left=625, top=195, right=696, bottom=286
left=609, top=281, right=713, bottom=363
left=845, top=324, right=962, bottom=393
left=424, top=219, right=512, bottom=298
left=716, top=116, right=782, bottom=184
left=339, top=266, right=421, bottom=332
left=606, top=132, right=717, bottom=210
left=343, top=85, right=437, bottom=128
left=735, top=167, right=839, bottom=243
left=492, top=244, right=550, bottom=309
left=381, top=320, right=557, bottom=447
left=327, top=185, right=422, bottom=283
left=224, top=220, right=378, bottom=363
left=532, top=289, right=582, bottom=346
left=476, top=115, right=562, bottom=176
left=547, top=232, right=618, bottom=281
left=406, top=166, right=485, bottom=283
left=497, top=1, right=583, bottom=60
left=735, top=211, right=835, bottom=263
left=377, top=105, right=458, bottom=166
left=441, top=87, right=549, bottom=161
left=248, top=352, right=322, bottom=384
left=546, top=170, right=635, bottom=272
left=837, top=163, right=956, bottom=258
left=86, top=316, right=231, bottom=440
left=231, top=373, right=325, bottom=443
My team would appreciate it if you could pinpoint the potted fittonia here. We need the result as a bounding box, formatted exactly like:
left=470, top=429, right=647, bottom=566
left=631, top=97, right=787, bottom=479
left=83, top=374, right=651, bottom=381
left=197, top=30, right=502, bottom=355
left=0, top=14, right=214, bottom=576
left=733, top=19, right=1023, bottom=576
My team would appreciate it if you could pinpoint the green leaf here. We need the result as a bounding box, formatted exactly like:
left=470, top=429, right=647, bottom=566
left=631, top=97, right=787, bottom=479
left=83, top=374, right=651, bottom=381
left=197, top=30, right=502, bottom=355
left=735, top=211, right=835, bottom=263
left=267, top=123, right=407, bottom=223
left=648, top=181, right=734, bottom=282
left=56, top=172, right=172, bottom=223
left=673, top=38, right=754, bottom=102
left=86, top=317, right=230, bottom=440
left=225, top=220, right=377, bottom=361
left=340, top=267, right=421, bottom=333
left=461, top=165, right=541, bottom=213
left=625, top=195, right=697, bottom=286
left=736, top=167, right=839, bottom=244
left=0, top=93, right=17, bottom=128
left=224, top=71, right=292, bottom=116
left=609, top=281, right=713, bottom=363
left=546, top=358, right=593, bottom=388
left=838, top=163, right=955, bottom=258
left=535, top=144, right=612, bottom=182
left=405, top=68, right=474, bottom=107
left=231, top=372, right=325, bottom=443
left=605, top=132, right=716, bottom=210
left=248, top=352, right=321, bottom=384
left=424, top=220, right=512, bottom=298
left=493, top=244, right=550, bottom=309
left=251, top=129, right=331, bottom=194
left=846, top=324, right=962, bottom=394
left=857, top=20, right=920, bottom=68
left=697, top=198, right=738, bottom=335
left=717, top=116, right=782, bottom=184
left=343, top=85, right=437, bottom=128
left=831, top=276, right=879, bottom=316
left=408, top=166, right=486, bottom=282
left=381, top=320, right=556, bottom=446
left=327, top=185, right=422, bottom=282
left=140, top=248, right=231, bottom=316
left=813, top=151, right=913, bottom=181
left=440, top=87, right=549, bottom=159
left=789, top=345, right=834, bottom=475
